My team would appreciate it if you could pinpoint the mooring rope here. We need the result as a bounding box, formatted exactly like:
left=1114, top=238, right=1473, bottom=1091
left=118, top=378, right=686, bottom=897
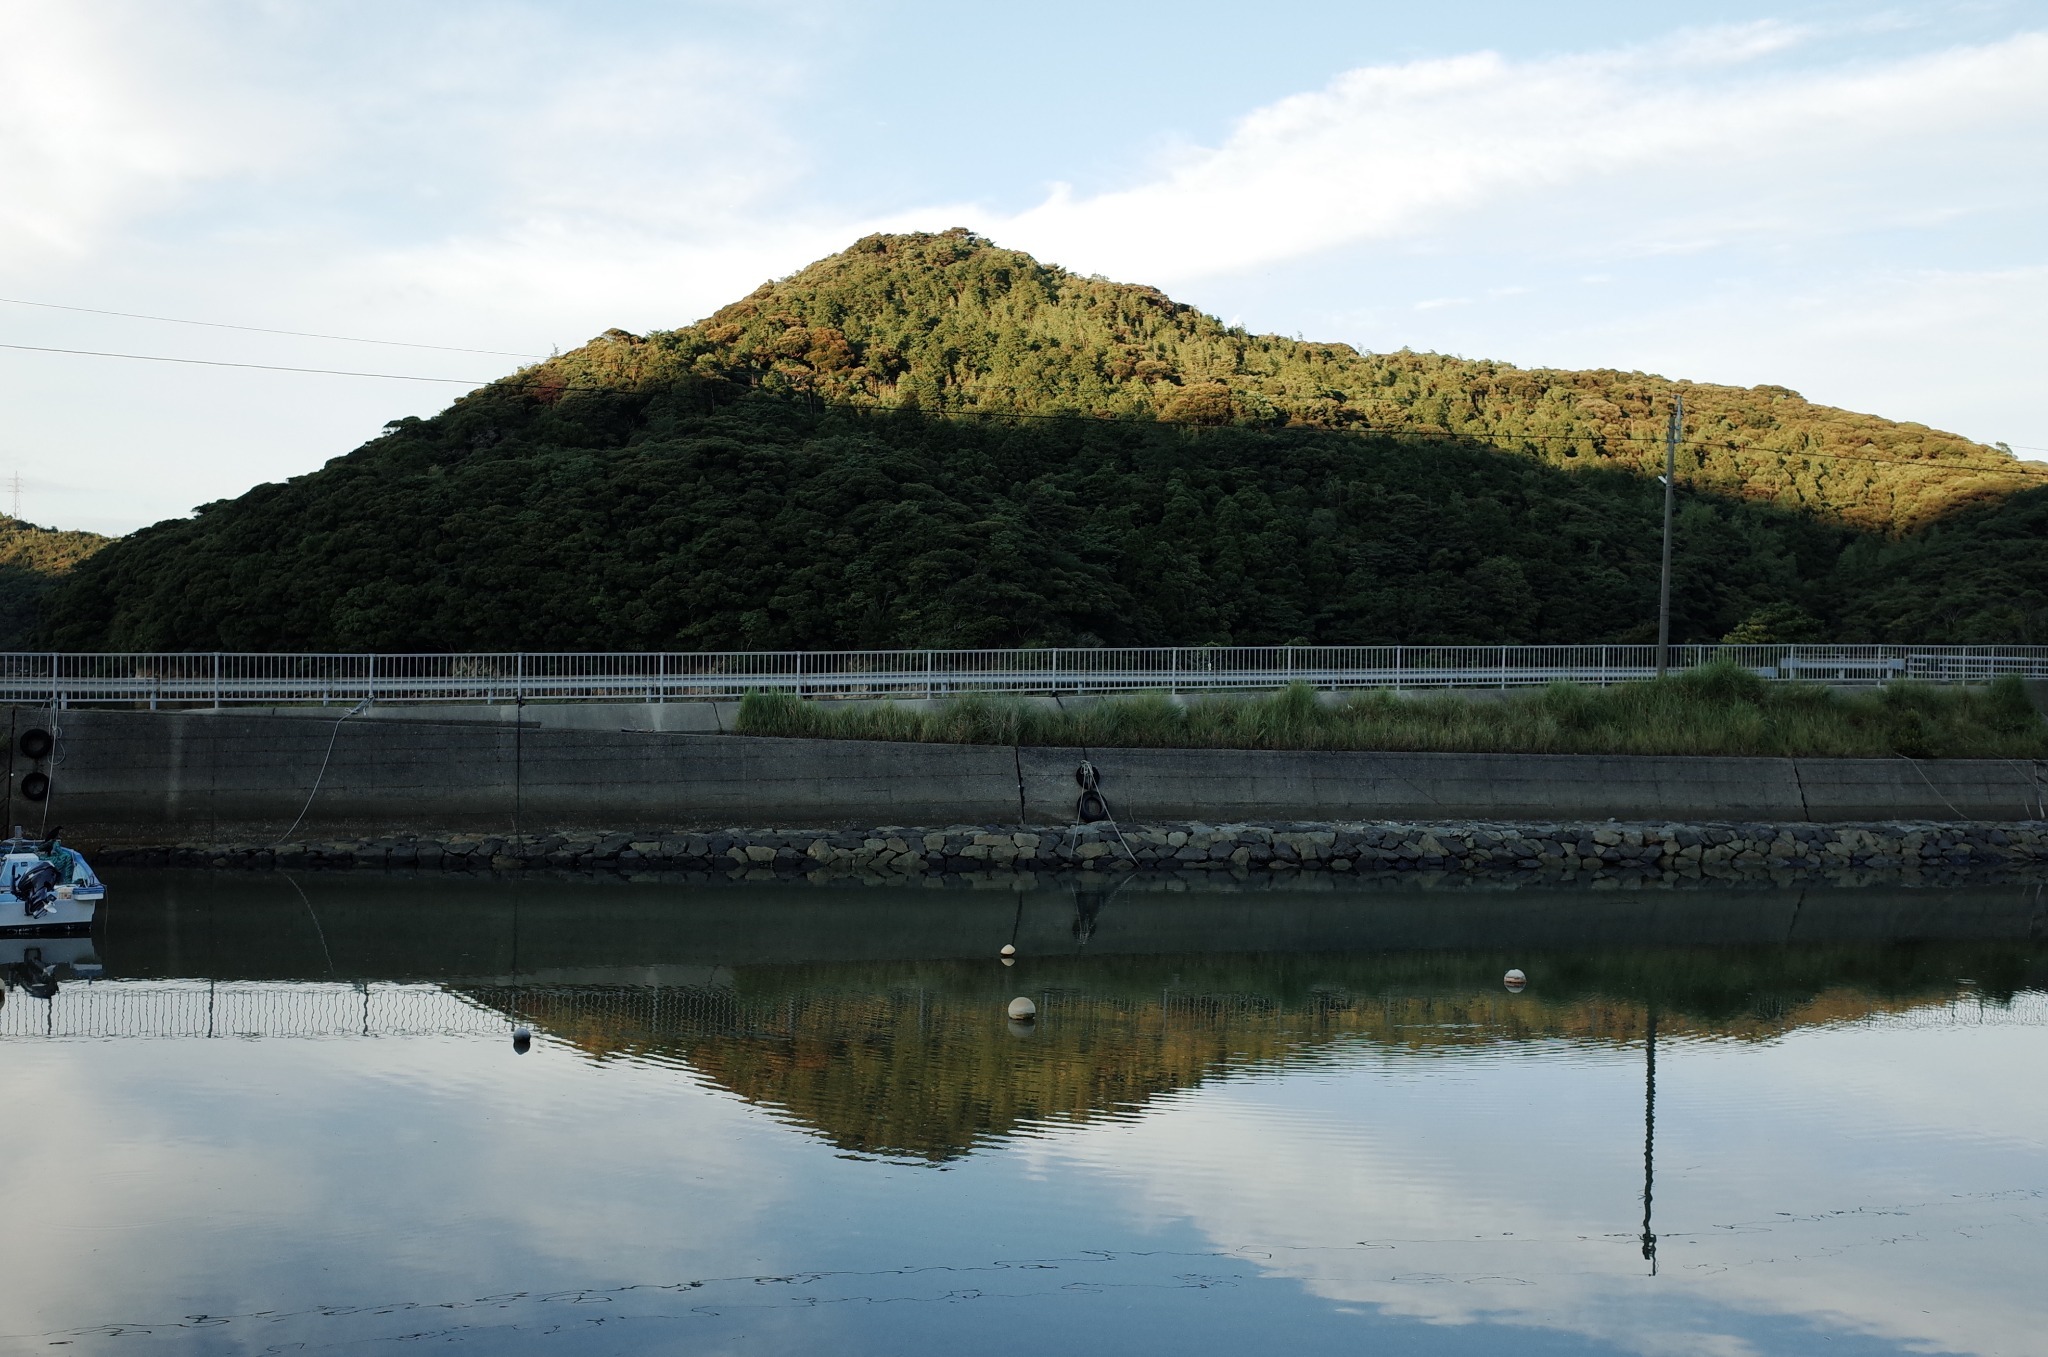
left=1073, top=759, right=1137, bottom=863
left=1898, top=753, right=1968, bottom=821
left=271, top=701, right=369, bottom=847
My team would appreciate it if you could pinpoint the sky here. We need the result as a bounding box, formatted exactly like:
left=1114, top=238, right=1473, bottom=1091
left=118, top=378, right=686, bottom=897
left=3, top=0, right=2046, bottom=535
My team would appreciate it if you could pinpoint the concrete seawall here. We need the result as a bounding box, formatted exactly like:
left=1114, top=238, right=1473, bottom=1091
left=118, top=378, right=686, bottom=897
left=6, top=705, right=2045, bottom=842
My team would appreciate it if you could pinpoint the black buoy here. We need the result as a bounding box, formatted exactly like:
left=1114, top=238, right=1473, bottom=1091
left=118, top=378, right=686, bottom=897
left=511, top=1025, right=532, bottom=1054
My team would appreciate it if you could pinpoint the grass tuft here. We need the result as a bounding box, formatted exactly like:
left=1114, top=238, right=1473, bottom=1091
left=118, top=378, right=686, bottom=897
left=735, top=665, right=2048, bottom=759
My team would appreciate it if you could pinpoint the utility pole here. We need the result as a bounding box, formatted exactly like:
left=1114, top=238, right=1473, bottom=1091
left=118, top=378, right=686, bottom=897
left=1656, top=394, right=1682, bottom=677
left=6, top=473, right=18, bottom=522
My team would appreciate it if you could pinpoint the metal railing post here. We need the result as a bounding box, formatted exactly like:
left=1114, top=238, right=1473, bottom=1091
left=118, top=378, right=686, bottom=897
left=5, top=644, right=2044, bottom=709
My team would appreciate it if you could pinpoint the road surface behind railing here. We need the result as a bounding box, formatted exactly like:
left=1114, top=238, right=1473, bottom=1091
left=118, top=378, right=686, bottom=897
left=0, top=645, right=2043, bottom=708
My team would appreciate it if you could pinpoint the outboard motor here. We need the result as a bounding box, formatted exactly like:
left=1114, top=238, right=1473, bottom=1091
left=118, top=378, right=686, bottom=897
left=2, top=953, right=59, bottom=999
left=13, top=861, right=61, bottom=918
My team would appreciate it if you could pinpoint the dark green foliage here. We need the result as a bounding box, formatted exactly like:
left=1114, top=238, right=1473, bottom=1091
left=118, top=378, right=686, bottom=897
left=1829, top=488, right=2048, bottom=642
left=32, top=231, right=2047, bottom=650
left=0, top=517, right=110, bottom=648
left=43, top=395, right=1855, bottom=650
left=734, top=669, right=2048, bottom=759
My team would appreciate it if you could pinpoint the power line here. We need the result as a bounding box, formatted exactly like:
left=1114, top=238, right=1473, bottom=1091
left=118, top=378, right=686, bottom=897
left=6, top=336, right=2046, bottom=485
left=1682, top=444, right=2048, bottom=481
left=917, top=406, right=2048, bottom=483
left=0, top=341, right=488, bottom=384
left=4, top=292, right=2041, bottom=469
left=0, top=296, right=541, bottom=358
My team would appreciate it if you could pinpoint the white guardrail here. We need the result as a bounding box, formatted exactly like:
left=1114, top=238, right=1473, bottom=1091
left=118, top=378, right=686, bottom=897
left=0, top=646, right=2043, bottom=708
left=9, top=980, right=2044, bottom=1040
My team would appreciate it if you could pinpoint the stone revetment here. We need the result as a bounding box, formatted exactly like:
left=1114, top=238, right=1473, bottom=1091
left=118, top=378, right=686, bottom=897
left=90, top=818, right=2048, bottom=885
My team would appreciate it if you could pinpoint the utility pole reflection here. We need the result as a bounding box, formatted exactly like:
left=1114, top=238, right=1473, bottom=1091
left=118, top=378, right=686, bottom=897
left=1641, top=1002, right=1658, bottom=1276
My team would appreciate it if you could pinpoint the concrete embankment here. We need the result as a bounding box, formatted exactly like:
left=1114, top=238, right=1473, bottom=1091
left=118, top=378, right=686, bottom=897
left=8, top=705, right=2046, bottom=841
left=86, top=818, right=2048, bottom=886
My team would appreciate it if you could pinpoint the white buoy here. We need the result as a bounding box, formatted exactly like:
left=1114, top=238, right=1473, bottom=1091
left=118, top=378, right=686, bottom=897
left=1503, top=969, right=1527, bottom=993
left=1000, top=943, right=1016, bottom=958
left=1007, top=996, right=1037, bottom=1021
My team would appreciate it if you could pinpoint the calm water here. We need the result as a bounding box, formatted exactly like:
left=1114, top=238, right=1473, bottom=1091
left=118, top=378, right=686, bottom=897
left=4, top=871, right=2047, bottom=1355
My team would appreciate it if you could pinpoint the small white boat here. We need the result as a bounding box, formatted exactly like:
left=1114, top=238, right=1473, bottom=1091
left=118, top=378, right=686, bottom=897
left=0, top=830, right=104, bottom=937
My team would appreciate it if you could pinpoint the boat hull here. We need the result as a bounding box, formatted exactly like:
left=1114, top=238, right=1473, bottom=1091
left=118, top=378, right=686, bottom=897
left=0, top=918, right=94, bottom=938
left=0, top=896, right=97, bottom=936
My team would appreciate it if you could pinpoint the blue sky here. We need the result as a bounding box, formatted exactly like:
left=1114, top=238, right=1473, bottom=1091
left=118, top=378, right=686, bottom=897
left=3, top=0, right=2045, bottom=533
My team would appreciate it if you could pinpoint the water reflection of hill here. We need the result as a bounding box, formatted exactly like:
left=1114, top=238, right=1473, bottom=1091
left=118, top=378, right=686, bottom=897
left=458, top=945, right=2044, bottom=1161
left=99, top=870, right=2048, bottom=1161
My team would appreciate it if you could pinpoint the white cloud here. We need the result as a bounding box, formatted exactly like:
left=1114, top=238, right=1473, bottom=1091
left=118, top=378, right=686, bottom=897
left=1015, top=1020, right=2048, bottom=1357
left=0, top=3, right=827, bottom=532
left=969, top=26, right=2048, bottom=284
left=0, top=2, right=279, bottom=259
left=0, top=1000, right=816, bottom=1342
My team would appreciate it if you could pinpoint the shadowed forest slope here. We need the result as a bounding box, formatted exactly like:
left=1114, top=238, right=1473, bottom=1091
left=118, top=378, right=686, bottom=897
left=0, top=517, right=109, bottom=648
left=37, top=231, right=2048, bottom=650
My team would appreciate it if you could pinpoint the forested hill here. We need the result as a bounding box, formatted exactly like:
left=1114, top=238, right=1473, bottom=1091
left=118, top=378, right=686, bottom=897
left=0, top=518, right=108, bottom=649
left=541, top=229, right=2025, bottom=533
left=36, top=231, right=2048, bottom=651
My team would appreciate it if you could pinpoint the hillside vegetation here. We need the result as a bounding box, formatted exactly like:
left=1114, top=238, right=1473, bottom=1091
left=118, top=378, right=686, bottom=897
left=0, top=518, right=109, bottom=648
left=37, top=230, right=2048, bottom=651
left=654, top=231, right=2026, bottom=534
